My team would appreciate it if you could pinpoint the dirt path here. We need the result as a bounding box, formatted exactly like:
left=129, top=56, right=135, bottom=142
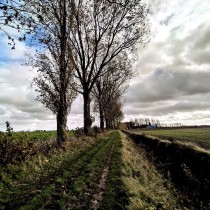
left=91, top=142, right=116, bottom=210
left=2, top=136, right=110, bottom=210
left=1, top=131, right=125, bottom=210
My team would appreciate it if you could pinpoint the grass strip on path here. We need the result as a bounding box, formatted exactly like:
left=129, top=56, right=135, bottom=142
left=39, top=133, right=115, bottom=210
left=91, top=139, right=116, bottom=210
left=100, top=131, right=129, bottom=210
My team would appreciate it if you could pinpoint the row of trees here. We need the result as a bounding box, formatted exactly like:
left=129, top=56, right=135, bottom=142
left=128, top=118, right=161, bottom=128
left=0, top=0, right=150, bottom=142
left=128, top=118, right=183, bottom=128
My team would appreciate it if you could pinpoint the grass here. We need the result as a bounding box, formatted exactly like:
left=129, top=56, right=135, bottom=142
left=0, top=135, right=103, bottom=209
left=130, top=127, right=210, bottom=150
left=1, top=129, right=200, bottom=209
left=11, top=130, right=74, bottom=142
left=100, top=131, right=128, bottom=210
left=0, top=131, right=120, bottom=210
left=120, top=132, right=185, bottom=210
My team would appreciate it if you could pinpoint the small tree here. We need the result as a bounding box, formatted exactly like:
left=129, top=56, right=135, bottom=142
left=104, top=98, right=124, bottom=129
left=5, top=121, right=13, bottom=138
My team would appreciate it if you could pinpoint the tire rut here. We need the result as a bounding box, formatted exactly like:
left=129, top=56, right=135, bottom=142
left=34, top=138, right=114, bottom=209
left=91, top=141, right=116, bottom=210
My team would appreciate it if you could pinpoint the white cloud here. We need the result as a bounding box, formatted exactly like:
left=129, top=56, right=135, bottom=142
left=124, top=0, right=210, bottom=125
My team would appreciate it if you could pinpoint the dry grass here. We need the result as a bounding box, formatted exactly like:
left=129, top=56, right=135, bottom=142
left=120, top=132, right=185, bottom=210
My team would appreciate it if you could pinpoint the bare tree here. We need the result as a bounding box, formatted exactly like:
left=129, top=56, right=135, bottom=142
left=104, top=97, right=124, bottom=129
left=69, top=0, right=149, bottom=134
left=92, top=54, right=132, bottom=130
left=27, top=0, right=77, bottom=143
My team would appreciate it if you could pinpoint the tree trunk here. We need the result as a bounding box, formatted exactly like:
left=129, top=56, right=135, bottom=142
left=57, top=106, right=68, bottom=143
left=83, top=92, right=92, bottom=135
left=105, top=115, right=110, bottom=130
left=99, top=102, right=104, bottom=130
left=57, top=0, right=68, bottom=144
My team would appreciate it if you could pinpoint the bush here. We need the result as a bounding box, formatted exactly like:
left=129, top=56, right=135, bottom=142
left=74, top=127, right=84, bottom=137
left=0, top=135, right=24, bottom=166
left=92, top=126, right=101, bottom=137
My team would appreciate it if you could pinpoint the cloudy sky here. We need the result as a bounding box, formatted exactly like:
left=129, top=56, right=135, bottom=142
left=0, top=0, right=210, bottom=131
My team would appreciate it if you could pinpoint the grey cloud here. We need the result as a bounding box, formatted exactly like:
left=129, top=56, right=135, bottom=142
left=137, top=22, right=210, bottom=76
left=173, top=101, right=210, bottom=112
left=183, top=23, right=210, bottom=65
left=68, top=114, right=84, bottom=129
left=0, top=107, right=6, bottom=115
left=160, top=14, right=175, bottom=26
left=126, top=69, right=210, bottom=104
left=124, top=99, right=210, bottom=118
left=191, top=24, right=210, bottom=50
left=70, top=96, right=83, bottom=114
left=187, top=49, right=210, bottom=64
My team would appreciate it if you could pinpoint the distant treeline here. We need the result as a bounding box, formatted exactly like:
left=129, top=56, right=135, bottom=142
left=125, top=118, right=183, bottom=129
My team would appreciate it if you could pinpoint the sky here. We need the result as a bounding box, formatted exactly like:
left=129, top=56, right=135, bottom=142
left=0, top=0, right=210, bottom=131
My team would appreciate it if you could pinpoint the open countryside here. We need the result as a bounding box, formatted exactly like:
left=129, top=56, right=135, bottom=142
left=1, top=0, right=210, bottom=210
left=1, top=126, right=210, bottom=209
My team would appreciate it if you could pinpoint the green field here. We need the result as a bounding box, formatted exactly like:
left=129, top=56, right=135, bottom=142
left=0, top=130, right=75, bottom=142
left=130, top=127, right=210, bottom=150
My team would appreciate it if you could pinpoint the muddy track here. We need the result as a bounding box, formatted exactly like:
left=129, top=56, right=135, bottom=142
left=91, top=141, right=116, bottom=210
left=42, top=139, right=115, bottom=210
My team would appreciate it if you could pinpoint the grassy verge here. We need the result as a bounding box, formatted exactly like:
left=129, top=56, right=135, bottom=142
left=120, top=132, right=184, bottom=210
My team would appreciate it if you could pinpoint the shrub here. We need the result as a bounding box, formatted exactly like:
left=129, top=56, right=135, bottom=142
left=74, top=127, right=84, bottom=137
left=0, top=135, right=24, bottom=166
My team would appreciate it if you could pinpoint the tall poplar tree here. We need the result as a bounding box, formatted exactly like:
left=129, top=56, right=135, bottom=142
left=69, top=0, right=149, bottom=134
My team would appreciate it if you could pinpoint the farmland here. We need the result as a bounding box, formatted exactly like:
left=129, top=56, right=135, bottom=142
left=129, top=127, right=210, bottom=150
left=11, top=130, right=74, bottom=142
left=125, top=128, right=210, bottom=209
